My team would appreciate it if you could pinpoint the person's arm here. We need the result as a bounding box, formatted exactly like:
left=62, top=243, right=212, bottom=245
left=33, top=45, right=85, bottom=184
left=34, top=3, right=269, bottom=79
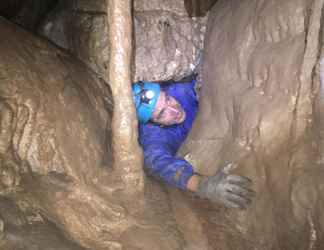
left=186, top=174, right=201, bottom=191
left=142, top=141, right=195, bottom=190
left=140, top=125, right=255, bottom=208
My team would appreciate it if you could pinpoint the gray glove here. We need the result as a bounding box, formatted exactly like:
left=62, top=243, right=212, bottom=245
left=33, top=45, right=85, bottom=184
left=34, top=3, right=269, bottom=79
left=196, top=163, right=255, bottom=209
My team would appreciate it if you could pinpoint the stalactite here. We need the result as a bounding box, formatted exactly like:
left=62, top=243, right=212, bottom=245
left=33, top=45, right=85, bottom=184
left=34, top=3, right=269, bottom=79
left=105, top=0, right=144, bottom=200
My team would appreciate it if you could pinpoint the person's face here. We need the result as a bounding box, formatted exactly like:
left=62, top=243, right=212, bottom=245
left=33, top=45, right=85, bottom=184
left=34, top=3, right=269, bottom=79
left=151, top=91, right=186, bottom=126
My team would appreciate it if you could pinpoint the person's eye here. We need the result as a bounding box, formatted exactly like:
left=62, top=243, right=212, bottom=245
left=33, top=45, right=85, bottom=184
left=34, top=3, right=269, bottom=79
left=159, top=109, right=165, bottom=119
left=156, top=109, right=165, bottom=120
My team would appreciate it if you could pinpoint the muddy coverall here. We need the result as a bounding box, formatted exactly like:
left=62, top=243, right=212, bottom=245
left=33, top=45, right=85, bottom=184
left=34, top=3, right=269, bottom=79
left=139, top=80, right=198, bottom=190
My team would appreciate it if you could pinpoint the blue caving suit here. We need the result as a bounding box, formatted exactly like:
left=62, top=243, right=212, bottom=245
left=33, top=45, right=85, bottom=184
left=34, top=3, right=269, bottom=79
left=139, top=80, right=198, bottom=190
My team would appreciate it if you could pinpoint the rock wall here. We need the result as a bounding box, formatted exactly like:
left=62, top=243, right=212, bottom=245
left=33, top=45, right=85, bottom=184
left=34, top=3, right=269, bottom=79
left=0, top=197, right=86, bottom=250
left=181, top=0, right=324, bottom=249
left=38, top=0, right=206, bottom=82
left=0, top=18, right=182, bottom=250
left=6, top=0, right=59, bottom=31
left=38, top=1, right=109, bottom=80
left=183, top=0, right=218, bottom=17
left=0, top=16, right=114, bottom=249
left=2, top=0, right=324, bottom=249
left=133, top=0, right=206, bottom=81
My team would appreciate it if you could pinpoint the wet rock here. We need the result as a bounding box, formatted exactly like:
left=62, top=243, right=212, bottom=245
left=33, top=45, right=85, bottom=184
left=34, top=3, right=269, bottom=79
left=0, top=1, right=24, bottom=19
left=134, top=0, right=189, bottom=16
left=133, top=9, right=206, bottom=82
left=38, top=0, right=206, bottom=82
left=0, top=197, right=86, bottom=249
left=168, top=188, right=208, bottom=250
left=0, top=217, right=4, bottom=240
left=0, top=161, right=20, bottom=190
left=0, top=17, right=183, bottom=250
left=3, top=222, right=88, bottom=250
left=3, top=0, right=324, bottom=249
left=0, top=197, right=27, bottom=227
left=314, top=58, right=324, bottom=163
left=0, top=16, right=120, bottom=248
left=10, top=0, right=58, bottom=31
left=181, top=0, right=324, bottom=249
left=38, top=1, right=110, bottom=82
left=0, top=100, right=21, bottom=193
left=134, top=0, right=207, bottom=81
left=106, top=0, right=144, bottom=197
left=135, top=0, right=218, bottom=17
left=183, top=0, right=218, bottom=17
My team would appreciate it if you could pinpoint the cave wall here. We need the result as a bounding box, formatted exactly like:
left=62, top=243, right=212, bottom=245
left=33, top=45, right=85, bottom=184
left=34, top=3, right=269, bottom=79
left=0, top=1, right=24, bottom=19
left=0, top=16, right=114, bottom=248
left=2, top=0, right=324, bottom=249
left=0, top=0, right=59, bottom=31
left=0, top=19, right=113, bottom=181
left=181, top=0, right=324, bottom=249
left=133, top=1, right=206, bottom=81
left=0, top=16, right=185, bottom=250
left=38, top=0, right=206, bottom=82
left=0, top=197, right=87, bottom=250
left=183, top=0, right=218, bottom=17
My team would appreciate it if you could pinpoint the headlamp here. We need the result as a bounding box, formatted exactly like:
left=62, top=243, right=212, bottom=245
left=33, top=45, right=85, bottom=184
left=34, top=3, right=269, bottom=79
left=137, top=81, right=155, bottom=105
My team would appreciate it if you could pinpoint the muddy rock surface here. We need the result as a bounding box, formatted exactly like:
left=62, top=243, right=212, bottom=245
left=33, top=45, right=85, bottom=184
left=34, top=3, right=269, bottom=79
left=0, top=18, right=183, bottom=249
left=2, top=0, right=324, bottom=249
left=180, top=0, right=324, bottom=249
left=0, top=197, right=86, bottom=250
left=183, top=0, right=218, bottom=17
left=38, top=1, right=109, bottom=81
left=38, top=0, right=206, bottom=82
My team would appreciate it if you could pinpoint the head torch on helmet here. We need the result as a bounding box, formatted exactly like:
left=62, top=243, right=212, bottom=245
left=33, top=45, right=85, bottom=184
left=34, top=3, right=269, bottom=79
left=136, top=81, right=156, bottom=104
left=132, top=81, right=160, bottom=123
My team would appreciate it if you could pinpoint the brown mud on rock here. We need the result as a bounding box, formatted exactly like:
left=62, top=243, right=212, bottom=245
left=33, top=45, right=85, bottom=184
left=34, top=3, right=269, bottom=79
left=133, top=0, right=206, bottom=82
left=38, top=0, right=206, bottom=82
left=0, top=197, right=87, bottom=250
left=38, top=0, right=109, bottom=81
left=0, top=17, right=183, bottom=250
left=2, top=0, right=324, bottom=249
left=179, top=0, right=324, bottom=249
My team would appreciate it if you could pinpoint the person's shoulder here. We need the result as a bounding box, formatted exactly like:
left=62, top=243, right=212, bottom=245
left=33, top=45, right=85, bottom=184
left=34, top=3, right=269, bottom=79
left=139, top=122, right=168, bottom=138
left=139, top=121, right=179, bottom=147
left=166, top=80, right=196, bottom=96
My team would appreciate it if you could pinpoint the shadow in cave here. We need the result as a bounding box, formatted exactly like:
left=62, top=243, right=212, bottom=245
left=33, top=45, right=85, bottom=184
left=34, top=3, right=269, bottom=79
left=0, top=0, right=59, bottom=31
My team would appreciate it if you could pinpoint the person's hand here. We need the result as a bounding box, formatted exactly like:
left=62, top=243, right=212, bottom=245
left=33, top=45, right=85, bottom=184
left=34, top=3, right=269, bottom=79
left=196, top=163, right=255, bottom=209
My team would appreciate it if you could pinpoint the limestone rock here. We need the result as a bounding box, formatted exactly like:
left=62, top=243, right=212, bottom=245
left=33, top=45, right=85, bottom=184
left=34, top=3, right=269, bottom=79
left=0, top=197, right=86, bottom=250
left=38, top=0, right=206, bottom=82
left=0, top=17, right=183, bottom=250
left=134, top=0, right=207, bottom=81
left=133, top=9, right=206, bottom=82
left=38, top=1, right=109, bottom=80
left=181, top=0, right=324, bottom=249
left=11, top=0, right=58, bottom=31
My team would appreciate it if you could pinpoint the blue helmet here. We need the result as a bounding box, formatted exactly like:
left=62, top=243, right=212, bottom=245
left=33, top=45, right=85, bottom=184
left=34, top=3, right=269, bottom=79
left=132, top=81, right=161, bottom=123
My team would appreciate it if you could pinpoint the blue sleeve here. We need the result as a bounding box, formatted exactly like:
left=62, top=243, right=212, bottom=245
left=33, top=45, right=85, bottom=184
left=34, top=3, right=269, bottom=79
left=139, top=125, right=194, bottom=190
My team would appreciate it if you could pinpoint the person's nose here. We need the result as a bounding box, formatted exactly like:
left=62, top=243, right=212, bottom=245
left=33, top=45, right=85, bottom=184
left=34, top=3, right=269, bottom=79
left=169, top=98, right=180, bottom=109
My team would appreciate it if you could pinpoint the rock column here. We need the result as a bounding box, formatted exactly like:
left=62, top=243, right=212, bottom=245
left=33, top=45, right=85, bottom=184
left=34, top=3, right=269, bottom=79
left=106, top=0, right=144, bottom=199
